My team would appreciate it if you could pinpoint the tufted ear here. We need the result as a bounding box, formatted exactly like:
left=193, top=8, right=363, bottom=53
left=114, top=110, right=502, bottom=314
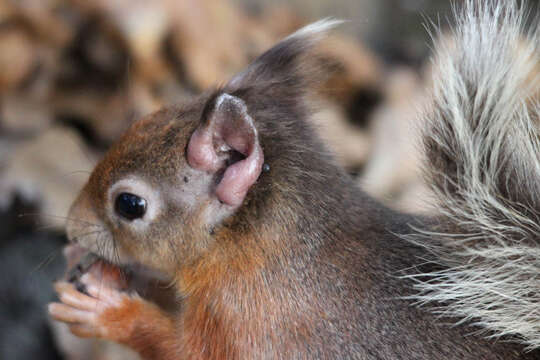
left=187, top=93, right=264, bottom=206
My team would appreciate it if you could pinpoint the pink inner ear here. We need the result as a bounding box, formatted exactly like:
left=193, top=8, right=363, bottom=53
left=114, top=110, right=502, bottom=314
left=215, top=140, right=263, bottom=206
left=187, top=127, right=221, bottom=172
left=187, top=94, right=264, bottom=207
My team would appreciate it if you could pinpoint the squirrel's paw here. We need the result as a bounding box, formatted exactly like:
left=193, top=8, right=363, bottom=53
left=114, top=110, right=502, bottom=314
left=49, top=272, right=144, bottom=343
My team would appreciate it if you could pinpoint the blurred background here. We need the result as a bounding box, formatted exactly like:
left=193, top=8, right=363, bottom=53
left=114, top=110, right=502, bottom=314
left=0, top=0, right=532, bottom=359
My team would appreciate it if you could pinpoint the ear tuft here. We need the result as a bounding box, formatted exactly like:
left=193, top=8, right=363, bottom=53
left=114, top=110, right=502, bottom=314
left=187, top=20, right=343, bottom=206
left=284, top=18, right=344, bottom=43
left=227, top=18, right=343, bottom=90
left=188, top=93, right=264, bottom=206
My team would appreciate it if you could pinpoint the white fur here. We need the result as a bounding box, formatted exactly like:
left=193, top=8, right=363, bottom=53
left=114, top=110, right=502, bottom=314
left=285, top=18, right=344, bottom=42
left=405, top=0, right=540, bottom=350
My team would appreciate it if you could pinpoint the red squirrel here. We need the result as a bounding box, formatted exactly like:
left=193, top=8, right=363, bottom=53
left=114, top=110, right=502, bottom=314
left=49, top=1, right=540, bottom=359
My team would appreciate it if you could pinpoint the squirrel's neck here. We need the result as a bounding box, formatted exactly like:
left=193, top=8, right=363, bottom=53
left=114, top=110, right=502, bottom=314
left=174, top=162, right=405, bottom=358
left=176, top=224, right=324, bottom=357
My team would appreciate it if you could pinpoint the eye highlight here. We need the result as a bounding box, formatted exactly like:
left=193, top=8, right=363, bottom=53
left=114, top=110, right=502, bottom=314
left=115, top=193, right=147, bottom=221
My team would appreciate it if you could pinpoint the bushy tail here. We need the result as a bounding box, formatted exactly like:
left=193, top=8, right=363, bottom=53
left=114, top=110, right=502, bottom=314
left=407, top=0, right=540, bottom=350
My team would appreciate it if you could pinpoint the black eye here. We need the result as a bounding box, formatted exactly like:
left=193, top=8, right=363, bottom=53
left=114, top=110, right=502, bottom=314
left=114, top=193, right=147, bottom=221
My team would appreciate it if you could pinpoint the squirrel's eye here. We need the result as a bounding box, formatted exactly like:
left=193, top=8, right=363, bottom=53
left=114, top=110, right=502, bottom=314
left=115, top=193, right=147, bottom=221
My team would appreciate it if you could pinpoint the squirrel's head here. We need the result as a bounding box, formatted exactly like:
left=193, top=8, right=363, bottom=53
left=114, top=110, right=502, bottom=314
left=66, top=20, right=341, bottom=274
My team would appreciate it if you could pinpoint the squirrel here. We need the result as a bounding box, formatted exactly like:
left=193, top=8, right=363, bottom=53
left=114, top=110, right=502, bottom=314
left=48, top=1, right=540, bottom=359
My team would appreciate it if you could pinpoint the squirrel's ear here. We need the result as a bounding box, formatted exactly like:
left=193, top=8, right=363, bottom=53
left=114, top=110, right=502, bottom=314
left=187, top=93, right=264, bottom=206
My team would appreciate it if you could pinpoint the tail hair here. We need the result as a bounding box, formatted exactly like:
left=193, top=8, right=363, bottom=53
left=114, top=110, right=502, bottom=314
left=406, top=0, right=540, bottom=350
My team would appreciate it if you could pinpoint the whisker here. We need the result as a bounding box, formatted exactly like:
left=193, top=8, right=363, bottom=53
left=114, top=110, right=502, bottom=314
left=94, top=231, right=109, bottom=306
left=34, top=223, right=66, bottom=232
left=61, top=170, right=92, bottom=177
left=32, top=245, right=66, bottom=274
left=72, top=229, right=106, bottom=243
left=113, top=238, right=129, bottom=285
left=19, top=213, right=100, bottom=227
left=95, top=230, right=108, bottom=263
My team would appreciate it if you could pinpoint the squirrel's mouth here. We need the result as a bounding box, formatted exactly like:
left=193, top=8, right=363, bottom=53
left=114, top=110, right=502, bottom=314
left=65, top=215, right=134, bottom=267
left=61, top=244, right=178, bottom=312
left=64, top=245, right=102, bottom=282
left=63, top=244, right=92, bottom=267
left=62, top=244, right=129, bottom=295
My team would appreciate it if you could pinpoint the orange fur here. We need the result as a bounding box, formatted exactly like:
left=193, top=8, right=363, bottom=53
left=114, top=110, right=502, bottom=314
left=99, top=296, right=182, bottom=359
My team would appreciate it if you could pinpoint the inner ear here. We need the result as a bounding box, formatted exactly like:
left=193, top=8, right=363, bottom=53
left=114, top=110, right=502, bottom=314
left=187, top=93, right=264, bottom=206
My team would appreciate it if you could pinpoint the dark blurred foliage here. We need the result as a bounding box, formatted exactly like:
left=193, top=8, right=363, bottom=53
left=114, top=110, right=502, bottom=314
left=0, top=196, right=66, bottom=360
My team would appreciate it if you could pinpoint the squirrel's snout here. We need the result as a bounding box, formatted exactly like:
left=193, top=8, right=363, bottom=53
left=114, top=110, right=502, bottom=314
left=66, top=191, right=103, bottom=246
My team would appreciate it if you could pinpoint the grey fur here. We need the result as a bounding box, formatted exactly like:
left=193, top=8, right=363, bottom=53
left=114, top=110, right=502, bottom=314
left=405, top=0, right=540, bottom=350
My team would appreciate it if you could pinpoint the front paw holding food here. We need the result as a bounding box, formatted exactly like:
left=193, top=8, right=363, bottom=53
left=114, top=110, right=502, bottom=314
left=49, top=248, right=145, bottom=344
